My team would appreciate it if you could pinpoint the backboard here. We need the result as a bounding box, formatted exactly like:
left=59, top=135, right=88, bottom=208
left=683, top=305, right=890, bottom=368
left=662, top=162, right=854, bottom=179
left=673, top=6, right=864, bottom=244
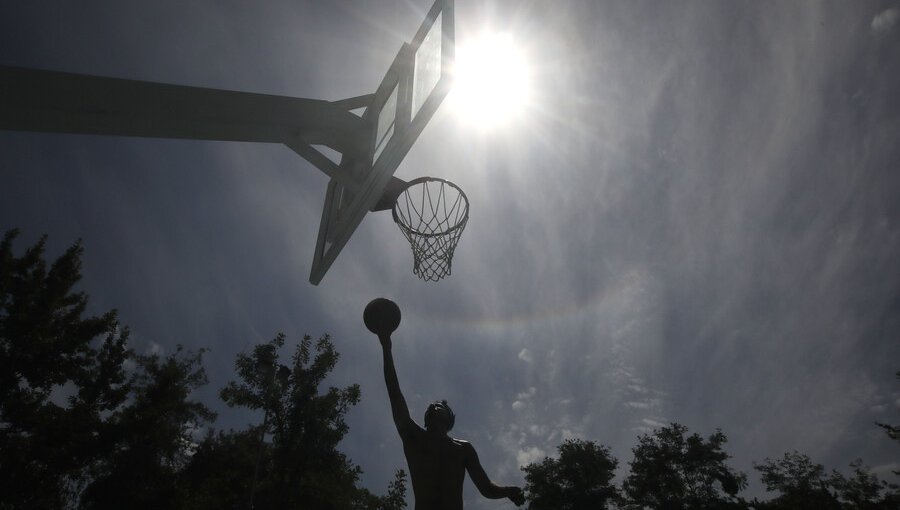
left=309, top=0, right=454, bottom=285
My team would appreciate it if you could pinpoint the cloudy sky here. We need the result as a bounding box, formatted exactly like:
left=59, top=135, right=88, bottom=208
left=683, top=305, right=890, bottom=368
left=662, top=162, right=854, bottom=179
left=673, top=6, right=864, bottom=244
left=2, top=0, right=899, bottom=506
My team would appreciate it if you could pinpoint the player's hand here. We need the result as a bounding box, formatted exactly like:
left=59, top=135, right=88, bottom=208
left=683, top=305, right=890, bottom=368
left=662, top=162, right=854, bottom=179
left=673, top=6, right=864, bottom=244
left=508, top=487, right=525, bottom=506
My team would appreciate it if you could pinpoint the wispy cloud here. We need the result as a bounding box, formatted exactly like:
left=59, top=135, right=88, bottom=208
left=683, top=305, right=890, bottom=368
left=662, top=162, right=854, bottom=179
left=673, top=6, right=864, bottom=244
left=517, top=348, right=533, bottom=364
left=871, top=8, right=899, bottom=34
left=516, top=445, right=547, bottom=466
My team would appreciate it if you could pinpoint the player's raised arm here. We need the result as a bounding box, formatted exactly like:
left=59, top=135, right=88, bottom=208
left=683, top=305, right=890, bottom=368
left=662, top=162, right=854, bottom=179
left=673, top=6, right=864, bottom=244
left=379, top=333, right=414, bottom=432
left=364, top=298, right=415, bottom=434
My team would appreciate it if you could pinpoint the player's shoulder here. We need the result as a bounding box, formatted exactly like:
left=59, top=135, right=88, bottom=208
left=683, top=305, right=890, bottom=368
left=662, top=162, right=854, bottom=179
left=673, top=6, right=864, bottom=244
left=451, top=438, right=475, bottom=452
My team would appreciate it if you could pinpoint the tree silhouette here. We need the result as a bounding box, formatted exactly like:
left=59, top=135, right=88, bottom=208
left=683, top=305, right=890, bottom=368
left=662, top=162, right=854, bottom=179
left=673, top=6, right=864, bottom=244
left=752, top=451, right=841, bottom=510
left=623, top=423, right=747, bottom=509
left=382, top=469, right=409, bottom=510
left=178, top=428, right=266, bottom=510
left=521, top=439, right=621, bottom=509
left=204, top=332, right=406, bottom=509
left=753, top=451, right=899, bottom=510
left=0, top=230, right=130, bottom=508
left=79, top=346, right=215, bottom=509
left=829, top=459, right=899, bottom=509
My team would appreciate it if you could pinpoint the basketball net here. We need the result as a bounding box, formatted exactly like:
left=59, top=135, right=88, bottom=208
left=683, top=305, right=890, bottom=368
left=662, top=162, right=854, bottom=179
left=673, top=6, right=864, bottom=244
left=392, top=177, right=469, bottom=281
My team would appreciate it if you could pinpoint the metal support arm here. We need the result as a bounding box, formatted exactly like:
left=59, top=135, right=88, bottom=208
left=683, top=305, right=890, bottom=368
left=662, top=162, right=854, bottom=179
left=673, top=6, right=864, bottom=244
left=0, top=65, right=372, bottom=189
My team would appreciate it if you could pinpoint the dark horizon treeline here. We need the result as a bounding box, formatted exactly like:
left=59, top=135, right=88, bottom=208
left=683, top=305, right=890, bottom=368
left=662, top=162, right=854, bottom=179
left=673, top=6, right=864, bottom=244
left=1, top=230, right=897, bottom=510
left=523, top=424, right=899, bottom=509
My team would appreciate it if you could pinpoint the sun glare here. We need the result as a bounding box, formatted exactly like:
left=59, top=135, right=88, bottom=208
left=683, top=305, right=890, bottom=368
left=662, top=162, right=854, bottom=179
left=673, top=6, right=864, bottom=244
left=451, top=33, right=532, bottom=128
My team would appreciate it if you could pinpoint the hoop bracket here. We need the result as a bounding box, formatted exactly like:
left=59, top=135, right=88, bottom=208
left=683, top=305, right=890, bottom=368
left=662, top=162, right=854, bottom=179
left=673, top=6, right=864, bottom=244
left=371, top=176, right=409, bottom=212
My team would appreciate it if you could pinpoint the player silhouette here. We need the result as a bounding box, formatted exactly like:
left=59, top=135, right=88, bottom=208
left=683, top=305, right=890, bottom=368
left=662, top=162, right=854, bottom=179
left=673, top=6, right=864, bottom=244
left=365, top=298, right=525, bottom=509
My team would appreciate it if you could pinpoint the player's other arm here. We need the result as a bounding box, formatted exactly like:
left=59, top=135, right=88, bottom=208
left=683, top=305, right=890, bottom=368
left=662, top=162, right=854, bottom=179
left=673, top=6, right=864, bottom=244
left=379, top=334, right=415, bottom=434
left=463, top=442, right=525, bottom=506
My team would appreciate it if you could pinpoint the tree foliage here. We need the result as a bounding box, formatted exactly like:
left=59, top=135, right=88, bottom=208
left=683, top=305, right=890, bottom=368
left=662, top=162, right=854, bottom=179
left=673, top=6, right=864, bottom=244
left=752, top=451, right=840, bottom=510
left=830, top=459, right=899, bottom=509
left=753, top=452, right=899, bottom=510
left=522, top=438, right=620, bottom=509
left=186, top=332, right=405, bottom=510
left=383, top=469, right=410, bottom=510
left=178, top=428, right=264, bottom=510
left=220, top=333, right=363, bottom=508
left=0, top=230, right=129, bottom=508
left=1, top=230, right=406, bottom=510
left=79, top=347, right=215, bottom=510
left=623, top=422, right=747, bottom=509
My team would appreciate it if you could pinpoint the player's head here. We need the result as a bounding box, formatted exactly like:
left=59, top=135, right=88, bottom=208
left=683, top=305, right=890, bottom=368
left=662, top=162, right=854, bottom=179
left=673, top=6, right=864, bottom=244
left=424, top=400, right=455, bottom=432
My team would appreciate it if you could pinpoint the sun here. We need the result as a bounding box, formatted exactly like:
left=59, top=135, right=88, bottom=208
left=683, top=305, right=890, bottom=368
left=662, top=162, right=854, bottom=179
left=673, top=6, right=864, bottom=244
left=450, top=32, right=532, bottom=128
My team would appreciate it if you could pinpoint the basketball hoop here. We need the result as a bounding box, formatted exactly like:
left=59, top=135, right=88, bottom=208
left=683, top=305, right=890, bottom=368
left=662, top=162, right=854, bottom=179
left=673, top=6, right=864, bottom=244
left=392, top=177, right=469, bottom=281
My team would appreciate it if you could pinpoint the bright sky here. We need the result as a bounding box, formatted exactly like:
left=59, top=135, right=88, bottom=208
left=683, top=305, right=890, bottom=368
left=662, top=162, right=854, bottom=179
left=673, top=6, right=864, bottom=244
left=451, top=31, right=532, bottom=128
left=2, top=1, right=900, bottom=507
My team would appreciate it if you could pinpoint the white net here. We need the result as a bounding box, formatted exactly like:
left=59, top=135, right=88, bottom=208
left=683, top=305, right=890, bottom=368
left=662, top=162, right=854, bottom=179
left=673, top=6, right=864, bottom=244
left=392, top=178, right=469, bottom=281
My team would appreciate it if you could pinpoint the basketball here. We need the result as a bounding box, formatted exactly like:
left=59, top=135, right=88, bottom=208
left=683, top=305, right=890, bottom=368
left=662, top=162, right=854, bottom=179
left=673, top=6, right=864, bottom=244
left=364, top=298, right=401, bottom=336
